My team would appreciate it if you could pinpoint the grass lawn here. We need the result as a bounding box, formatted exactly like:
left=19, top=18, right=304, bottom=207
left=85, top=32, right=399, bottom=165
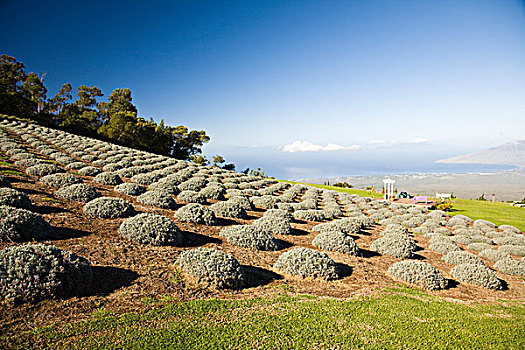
left=13, top=287, right=525, bottom=350
left=450, top=199, right=525, bottom=232
left=280, top=180, right=384, bottom=199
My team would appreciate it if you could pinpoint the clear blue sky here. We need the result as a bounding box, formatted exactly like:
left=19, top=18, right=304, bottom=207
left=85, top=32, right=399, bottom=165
left=1, top=0, right=524, bottom=178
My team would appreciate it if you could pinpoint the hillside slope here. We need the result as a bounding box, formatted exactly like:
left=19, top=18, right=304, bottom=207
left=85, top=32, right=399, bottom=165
left=436, top=140, right=525, bottom=167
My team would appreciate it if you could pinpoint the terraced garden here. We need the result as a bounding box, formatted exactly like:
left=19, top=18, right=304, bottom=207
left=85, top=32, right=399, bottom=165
left=0, top=118, right=524, bottom=349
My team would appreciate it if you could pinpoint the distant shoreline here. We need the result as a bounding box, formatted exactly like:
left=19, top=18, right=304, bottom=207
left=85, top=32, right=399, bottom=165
left=297, top=168, right=525, bottom=201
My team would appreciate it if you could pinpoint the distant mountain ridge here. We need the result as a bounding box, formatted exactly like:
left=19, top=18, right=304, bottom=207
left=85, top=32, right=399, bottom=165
left=436, top=140, right=525, bottom=168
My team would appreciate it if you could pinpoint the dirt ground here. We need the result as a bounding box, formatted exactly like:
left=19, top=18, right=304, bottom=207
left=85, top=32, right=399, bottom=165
left=1, top=133, right=525, bottom=345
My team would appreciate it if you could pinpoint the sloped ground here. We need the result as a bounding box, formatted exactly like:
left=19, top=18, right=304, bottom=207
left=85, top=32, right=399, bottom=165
left=0, top=118, right=524, bottom=347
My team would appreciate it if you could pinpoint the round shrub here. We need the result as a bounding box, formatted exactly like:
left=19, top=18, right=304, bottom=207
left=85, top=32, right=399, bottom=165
left=493, top=257, right=525, bottom=277
left=174, top=203, right=216, bottom=225
left=26, top=163, right=61, bottom=176
left=119, top=213, right=182, bottom=246
left=0, top=187, right=32, bottom=209
left=0, top=175, right=11, bottom=188
left=274, top=248, right=340, bottom=280
left=428, top=242, right=461, bottom=254
left=83, top=197, right=135, bottom=218
left=312, top=231, right=360, bottom=256
left=0, top=205, right=52, bottom=242
left=114, top=182, right=146, bottom=196
left=94, top=172, right=123, bottom=185
left=370, top=234, right=417, bottom=259
left=474, top=219, right=496, bottom=228
left=450, top=263, right=502, bottom=290
left=251, top=195, right=280, bottom=209
left=498, top=245, right=525, bottom=257
left=210, top=200, right=247, bottom=219
left=103, top=163, right=122, bottom=172
left=493, top=236, right=525, bottom=246
left=293, top=210, right=326, bottom=222
left=220, top=225, right=279, bottom=251
left=264, top=209, right=293, bottom=222
left=498, top=225, right=521, bottom=234
left=178, top=179, right=206, bottom=191
left=77, top=166, right=101, bottom=176
left=382, top=224, right=409, bottom=236
left=66, top=161, right=87, bottom=170
left=137, top=190, right=177, bottom=210
left=0, top=244, right=93, bottom=303
left=177, top=190, right=206, bottom=204
left=15, top=158, right=44, bottom=168
left=466, top=243, right=493, bottom=252
left=200, top=185, right=226, bottom=200
left=442, top=251, right=485, bottom=266
left=175, top=248, right=245, bottom=289
left=451, top=235, right=475, bottom=245
left=253, top=216, right=292, bottom=235
left=387, top=260, right=447, bottom=290
left=55, top=183, right=101, bottom=203
left=39, top=173, right=82, bottom=188
left=479, top=248, right=510, bottom=262
left=227, top=196, right=253, bottom=211
left=448, top=215, right=473, bottom=225
left=130, top=172, right=163, bottom=186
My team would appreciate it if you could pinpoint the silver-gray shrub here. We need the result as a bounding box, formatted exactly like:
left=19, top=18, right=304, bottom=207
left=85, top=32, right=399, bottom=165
left=0, top=205, right=53, bottom=241
left=428, top=242, right=461, bottom=254
left=498, top=225, right=521, bottom=234
left=66, top=161, right=87, bottom=170
left=226, top=195, right=253, bottom=211
left=200, top=185, right=226, bottom=200
left=381, top=224, right=409, bottom=236
left=466, top=243, right=493, bottom=252
left=102, top=163, right=122, bottom=172
left=114, top=182, right=146, bottom=196
left=312, top=230, right=360, bottom=256
left=131, top=172, right=163, bottom=185
left=15, top=158, right=44, bottom=167
left=370, top=234, right=417, bottom=259
left=26, top=163, right=62, bottom=176
left=428, top=210, right=450, bottom=218
left=263, top=209, right=293, bottom=222
left=119, top=213, right=183, bottom=246
left=294, top=198, right=318, bottom=210
left=77, top=166, right=102, bottom=176
left=94, top=172, right=123, bottom=185
left=178, top=178, right=207, bottom=191
left=448, top=214, right=473, bottom=225
left=498, top=245, right=525, bottom=257
left=493, top=236, right=525, bottom=246
left=136, top=190, right=176, bottom=210
left=479, top=248, right=510, bottom=262
left=220, top=225, right=279, bottom=251
left=442, top=251, right=485, bottom=266
left=253, top=216, right=292, bottom=235
left=473, top=219, right=496, bottom=228
left=450, top=235, right=475, bottom=245
left=55, top=184, right=101, bottom=203
left=323, top=205, right=344, bottom=219
left=0, top=187, right=32, bottom=210
left=387, top=260, right=447, bottom=290
left=210, top=200, right=248, bottom=219
left=0, top=244, right=93, bottom=303
left=175, top=248, right=245, bottom=289
left=39, top=173, right=82, bottom=188
left=493, top=257, right=525, bottom=277
left=293, top=210, right=326, bottom=222
left=174, top=203, right=217, bottom=225
left=177, top=190, right=206, bottom=204
left=251, top=195, right=280, bottom=209
left=274, top=247, right=340, bottom=280
left=450, top=263, right=502, bottom=290
left=83, top=197, right=136, bottom=218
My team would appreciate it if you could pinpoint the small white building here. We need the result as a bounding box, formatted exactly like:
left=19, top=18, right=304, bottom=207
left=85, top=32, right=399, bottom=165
left=383, top=178, right=395, bottom=201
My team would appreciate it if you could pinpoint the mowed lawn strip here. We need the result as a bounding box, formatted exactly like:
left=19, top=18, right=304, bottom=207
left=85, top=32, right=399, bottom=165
left=279, top=180, right=384, bottom=199
left=15, top=291, right=525, bottom=350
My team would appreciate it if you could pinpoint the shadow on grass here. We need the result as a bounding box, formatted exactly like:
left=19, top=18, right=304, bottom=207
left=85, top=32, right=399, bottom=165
left=242, top=265, right=283, bottom=288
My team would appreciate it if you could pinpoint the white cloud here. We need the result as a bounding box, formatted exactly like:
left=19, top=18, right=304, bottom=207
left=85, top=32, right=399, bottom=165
left=282, top=141, right=361, bottom=153
left=369, top=139, right=387, bottom=144
left=407, top=138, right=429, bottom=144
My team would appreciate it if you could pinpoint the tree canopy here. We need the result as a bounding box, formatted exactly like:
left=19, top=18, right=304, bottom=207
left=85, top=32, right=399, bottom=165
left=0, top=54, right=231, bottom=165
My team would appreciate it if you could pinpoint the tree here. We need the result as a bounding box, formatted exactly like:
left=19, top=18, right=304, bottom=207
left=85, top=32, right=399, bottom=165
left=212, top=155, right=225, bottom=167
left=76, top=85, right=103, bottom=109
left=189, top=154, right=209, bottom=166
left=0, top=54, right=34, bottom=117
left=169, top=126, right=210, bottom=159
left=107, top=88, right=137, bottom=115
left=22, top=72, right=47, bottom=112
left=49, top=83, right=72, bottom=114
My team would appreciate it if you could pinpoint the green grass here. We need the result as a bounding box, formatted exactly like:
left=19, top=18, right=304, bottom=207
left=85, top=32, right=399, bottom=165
left=0, top=161, right=13, bottom=166
left=11, top=291, right=525, bottom=349
left=280, top=180, right=383, bottom=199
left=450, top=199, right=525, bottom=232
left=0, top=169, right=26, bottom=177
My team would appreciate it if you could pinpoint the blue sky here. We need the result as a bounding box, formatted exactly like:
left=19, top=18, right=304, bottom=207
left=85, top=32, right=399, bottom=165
left=1, top=0, right=524, bottom=178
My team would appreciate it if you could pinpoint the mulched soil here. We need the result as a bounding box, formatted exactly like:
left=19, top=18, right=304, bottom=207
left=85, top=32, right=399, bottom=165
left=1, top=127, right=524, bottom=346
